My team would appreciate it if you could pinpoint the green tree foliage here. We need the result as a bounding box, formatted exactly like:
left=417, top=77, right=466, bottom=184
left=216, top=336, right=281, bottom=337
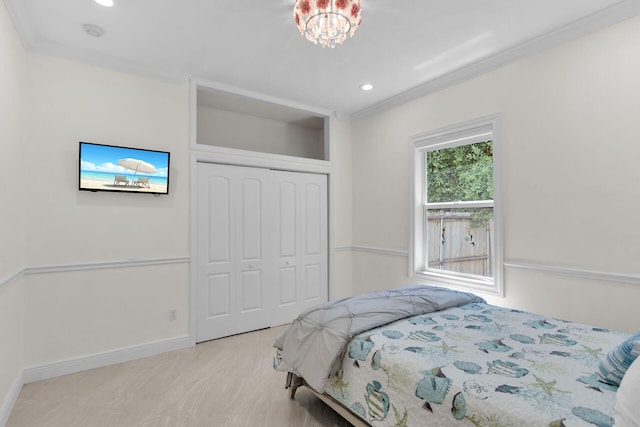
left=426, top=141, right=493, bottom=203
left=426, top=141, right=493, bottom=227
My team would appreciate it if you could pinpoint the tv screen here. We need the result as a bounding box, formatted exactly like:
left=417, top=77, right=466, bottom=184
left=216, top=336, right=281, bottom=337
left=79, top=142, right=170, bottom=195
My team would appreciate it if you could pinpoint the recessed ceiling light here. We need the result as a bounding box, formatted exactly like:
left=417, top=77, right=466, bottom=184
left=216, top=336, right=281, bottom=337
left=83, top=23, right=105, bottom=37
left=94, top=0, right=114, bottom=6
left=360, top=83, right=373, bottom=91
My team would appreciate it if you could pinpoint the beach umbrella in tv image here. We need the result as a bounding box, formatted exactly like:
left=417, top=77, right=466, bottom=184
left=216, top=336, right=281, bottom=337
left=117, top=158, right=157, bottom=175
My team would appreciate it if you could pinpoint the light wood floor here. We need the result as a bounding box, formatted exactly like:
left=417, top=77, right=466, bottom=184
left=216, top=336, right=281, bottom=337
left=7, top=326, right=351, bottom=427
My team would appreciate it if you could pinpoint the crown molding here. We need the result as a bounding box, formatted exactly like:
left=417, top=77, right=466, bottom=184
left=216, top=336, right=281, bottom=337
left=3, top=0, right=36, bottom=48
left=349, top=0, right=640, bottom=121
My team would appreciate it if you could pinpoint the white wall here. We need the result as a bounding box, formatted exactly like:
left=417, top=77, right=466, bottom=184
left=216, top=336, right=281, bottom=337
left=350, top=15, right=640, bottom=333
left=24, top=266, right=189, bottom=367
left=197, top=106, right=324, bottom=160
left=24, top=54, right=190, bottom=266
left=0, top=1, right=26, bottom=422
left=21, top=53, right=191, bottom=366
left=330, top=119, right=353, bottom=300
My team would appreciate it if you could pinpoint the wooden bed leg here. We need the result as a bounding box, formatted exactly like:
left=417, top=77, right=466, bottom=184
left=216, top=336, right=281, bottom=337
left=285, top=372, right=304, bottom=399
left=284, top=372, right=370, bottom=426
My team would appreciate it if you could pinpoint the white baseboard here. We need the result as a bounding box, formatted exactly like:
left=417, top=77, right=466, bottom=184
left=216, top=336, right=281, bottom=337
left=23, top=335, right=192, bottom=384
left=0, top=371, right=24, bottom=427
left=0, top=336, right=192, bottom=425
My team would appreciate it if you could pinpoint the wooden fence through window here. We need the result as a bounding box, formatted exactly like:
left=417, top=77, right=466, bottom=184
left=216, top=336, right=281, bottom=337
left=427, top=211, right=494, bottom=277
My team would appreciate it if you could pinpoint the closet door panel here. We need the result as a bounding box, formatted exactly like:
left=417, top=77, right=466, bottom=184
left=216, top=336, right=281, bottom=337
left=240, top=178, right=263, bottom=261
left=278, top=182, right=297, bottom=258
left=272, top=171, right=328, bottom=325
left=207, top=273, right=231, bottom=317
left=237, top=177, right=266, bottom=316
left=197, top=168, right=237, bottom=342
left=207, top=177, right=231, bottom=264
left=304, top=264, right=321, bottom=301
left=304, top=182, right=322, bottom=256
left=278, top=266, right=297, bottom=306
left=240, top=270, right=262, bottom=312
left=276, top=180, right=297, bottom=308
left=300, top=179, right=326, bottom=304
left=197, top=163, right=273, bottom=342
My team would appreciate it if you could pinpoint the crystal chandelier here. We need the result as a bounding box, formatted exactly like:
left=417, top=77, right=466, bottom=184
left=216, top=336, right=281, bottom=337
left=293, top=0, right=362, bottom=48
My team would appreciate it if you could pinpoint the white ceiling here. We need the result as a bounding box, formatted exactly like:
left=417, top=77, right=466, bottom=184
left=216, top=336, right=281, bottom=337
left=4, top=0, right=640, bottom=120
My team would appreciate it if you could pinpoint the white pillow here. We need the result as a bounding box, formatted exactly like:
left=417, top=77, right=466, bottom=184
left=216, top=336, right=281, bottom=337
left=616, top=355, right=640, bottom=427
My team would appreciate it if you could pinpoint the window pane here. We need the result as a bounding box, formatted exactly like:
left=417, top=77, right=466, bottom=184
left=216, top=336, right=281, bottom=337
left=426, top=141, right=493, bottom=203
left=426, top=207, right=494, bottom=279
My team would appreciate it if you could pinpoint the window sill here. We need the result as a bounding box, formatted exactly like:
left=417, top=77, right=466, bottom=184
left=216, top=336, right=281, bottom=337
left=413, top=269, right=503, bottom=297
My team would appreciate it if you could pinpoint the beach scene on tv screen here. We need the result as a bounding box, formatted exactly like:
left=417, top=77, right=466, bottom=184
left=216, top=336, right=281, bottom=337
left=80, top=143, right=169, bottom=193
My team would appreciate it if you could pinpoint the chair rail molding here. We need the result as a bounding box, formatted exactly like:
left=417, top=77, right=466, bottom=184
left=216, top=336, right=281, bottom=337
left=505, top=261, right=640, bottom=286
left=332, top=248, right=640, bottom=286
left=335, top=245, right=409, bottom=257
left=24, top=256, right=190, bottom=276
left=0, top=268, right=25, bottom=291
left=1, top=257, right=190, bottom=291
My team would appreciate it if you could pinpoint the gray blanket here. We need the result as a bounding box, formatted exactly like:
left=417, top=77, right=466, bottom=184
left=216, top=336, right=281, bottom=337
left=273, top=285, right=485, bottom=392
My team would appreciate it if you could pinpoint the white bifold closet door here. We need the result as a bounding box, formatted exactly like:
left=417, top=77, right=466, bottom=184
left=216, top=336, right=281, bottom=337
left=196, top=162, right=327, bottom=342
left=271, top=170, right=328, bottom=326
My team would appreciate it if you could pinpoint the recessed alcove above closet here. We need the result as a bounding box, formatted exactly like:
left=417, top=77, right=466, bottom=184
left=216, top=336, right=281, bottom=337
left=193, top=82, right=330, bottom=161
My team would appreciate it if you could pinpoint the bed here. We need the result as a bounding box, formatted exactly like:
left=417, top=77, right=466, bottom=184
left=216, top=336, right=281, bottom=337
left=273, top=285, right=639, bottom=427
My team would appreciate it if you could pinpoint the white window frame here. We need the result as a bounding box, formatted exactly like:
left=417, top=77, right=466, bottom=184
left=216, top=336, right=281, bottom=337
left=409, top=114, right=504, bottom=296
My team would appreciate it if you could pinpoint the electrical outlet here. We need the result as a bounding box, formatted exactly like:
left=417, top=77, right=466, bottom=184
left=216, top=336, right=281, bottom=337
left=168, top=309, right=177, bottom=321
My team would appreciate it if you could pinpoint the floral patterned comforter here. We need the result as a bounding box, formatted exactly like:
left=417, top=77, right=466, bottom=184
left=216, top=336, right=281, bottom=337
left=319, top=303, right=628, bottom=426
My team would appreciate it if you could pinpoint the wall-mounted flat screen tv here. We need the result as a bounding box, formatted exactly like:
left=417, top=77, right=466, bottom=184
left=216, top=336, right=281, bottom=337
left=79, top=142, right=170, bottom=195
